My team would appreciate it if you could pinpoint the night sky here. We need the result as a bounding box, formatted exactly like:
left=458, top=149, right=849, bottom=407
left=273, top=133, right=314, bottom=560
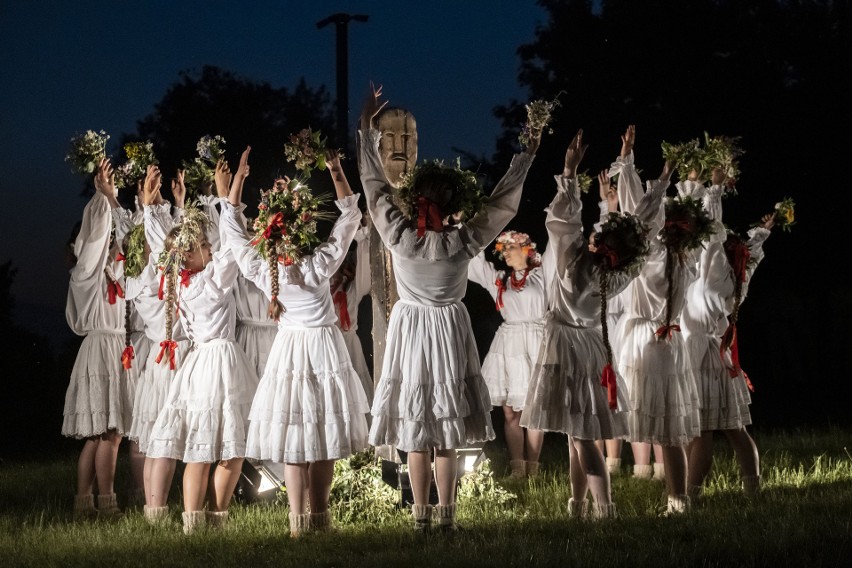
left=0, top=0, right=543, bottom=339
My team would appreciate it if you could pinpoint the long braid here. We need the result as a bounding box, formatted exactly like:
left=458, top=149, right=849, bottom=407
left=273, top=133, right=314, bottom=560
left=121, top=299, right=134, bottom=369
left=599, top=269, right=613, bottom=366
left=663, top=248, right=675, bottom=330
left=155, top=253, right=180, bottom=370
left=268, top=255, right=284, bottom=321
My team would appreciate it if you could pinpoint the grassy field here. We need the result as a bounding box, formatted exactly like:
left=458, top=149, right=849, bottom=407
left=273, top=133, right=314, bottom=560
left=1, top=426, right=850, bottom=567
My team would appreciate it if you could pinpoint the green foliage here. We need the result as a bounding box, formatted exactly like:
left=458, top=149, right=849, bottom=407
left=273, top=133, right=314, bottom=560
left=397, top=159, right=486, bottom=223
left=115, top=141, right=158, bottom=190
left=661, top=195, right=715, bottom=253
left=458, top=459, right=518, bottom=505
left=284, top=127, right=341, bottom=178
left=181, top=135, right=226, bottom=201
left=122, top=224, right=147, bottom=279
left=327, top=451, right=400, bottom=524
left=65, top=130, right=109, bottom=176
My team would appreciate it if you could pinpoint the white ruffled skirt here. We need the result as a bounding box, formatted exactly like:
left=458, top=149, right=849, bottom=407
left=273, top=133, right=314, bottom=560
left=146, top=339, right=259, bottom=463
left=245, top=325, right=370, bottom=463
left=369, top=300, right=495, bottom=452
left=236, top=320, right=278, bottom=380
left=520, top=320, right=630, bottom=440
left=481, top=320, right=544, bottom=410
left=128, top=339, right=190, bottom=454
left=62, top=330, right=134, bottom=438
left=615, top=317, right=700, bottom=446
left=685, top=333, right=752, bottom=430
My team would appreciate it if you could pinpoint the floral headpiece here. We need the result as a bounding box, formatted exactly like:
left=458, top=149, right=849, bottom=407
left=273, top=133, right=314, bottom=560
left=661, top=133, right=743, bottom=195
left=661, top=196, right=715, bottom=253
left=115, top=141, right=158, bottom=190
left=397, top=159, right=486, bottom=229
left=591, top=212, right=649, bottom=274
left=123, top=223, right=148, bottom=279
left=284, top=127, right=341, bottom=177
left=66, top=130, right=110, bottom=175
left=157, top=205, right=209, bottom=273
left=250, top=178, right=333, bottom=265
left=182, top=135, right=227, bottom=199
left=493, top=231, right=541, bottom=267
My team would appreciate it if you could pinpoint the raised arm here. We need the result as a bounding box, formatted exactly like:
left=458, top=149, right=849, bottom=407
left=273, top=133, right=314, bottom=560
left=72, top=158, right=115, bottom=280
left=309, top=194, right=363, bottom=280
left=353, top=221, right=372, bottom=299
left=543, top=130, right=587, bottom=282
left=633, top=160, right=673, bottom=234
left=141, top=164, right=174, bottom=255
left=609, top=125, right=644, bottom=213
left=467, top=251, right=500, bottom=290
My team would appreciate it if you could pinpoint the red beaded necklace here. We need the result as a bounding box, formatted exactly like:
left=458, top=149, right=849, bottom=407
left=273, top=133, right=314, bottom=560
left=509, top=267, right=531, bottom=291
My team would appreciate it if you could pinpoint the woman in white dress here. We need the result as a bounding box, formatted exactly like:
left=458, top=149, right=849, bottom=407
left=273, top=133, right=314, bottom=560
left=145, top=159, right=260, bottom=534
left=682, top=169, right=775, bottom=497
left=220, top=147, right=369, bottom=536
left=467, top=231, right=546, bottom=478
left=359, top=84, right=539, bottom=531
left=63, top=158, right=133, bottom=518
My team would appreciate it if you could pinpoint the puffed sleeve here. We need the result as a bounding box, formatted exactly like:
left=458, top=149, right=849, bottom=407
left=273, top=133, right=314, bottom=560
left=610, top=152, right=644, bottom=214
left=543, top=175, right=584, bottom=284
left=460, top=152, right=534, bottom=254
left=634, top=179, right=669, bottom=235
left=143, top=202, right=175, bottom=256
left=308, top=194, right=362, bottom=280
left=111, top=206, right=136, bottom=248
left=358, top=128, right=409, bottom=250
left=353, top=225, right=372, bottom=300
left=72, top=192, right=112, bottom=281
left=745, top=227, right=771, bottom=278
left=703, top=185, right=726, bottom=244
left=467, top=251, right=500, bottom=295
left=199, top=194, right=222, bottom=252
left=220, top=201, right=274, bottom=296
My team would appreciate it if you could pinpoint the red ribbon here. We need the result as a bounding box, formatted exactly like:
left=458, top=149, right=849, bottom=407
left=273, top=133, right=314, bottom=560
left=121, top=345, right=135, bottom=370
left=600, top=363, right=618, bottom=410
left=655, top=323, right=681, bottom=340
left=333, top=289, right=351, bottom=331
left=262, top=212, right=286, bottom=240
left=158, top=272, right=166, bottom=300
left=494, top=278, right=505, bottom=311
left=179, top=268, right=197, bottom=288
left=416, top=196, right=444, bottom=237
left=116, top=253, right=126, bottom=262
left=594, top=243, right=620, bottom=270
left=742, top=370, right=755, bottom=392
left=155, top=340, right=178, bottom=370
left=107, top=279, right=124, bottom=304
left=720, top=322, right=740, bottom=376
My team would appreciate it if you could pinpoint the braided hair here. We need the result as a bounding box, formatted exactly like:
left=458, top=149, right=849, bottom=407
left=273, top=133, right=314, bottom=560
left=267, top=254, right=284, bottom=321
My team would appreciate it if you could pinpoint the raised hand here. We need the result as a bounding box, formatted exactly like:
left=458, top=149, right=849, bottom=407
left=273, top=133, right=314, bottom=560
left=142, top=164, right=162, bottom=206
left=659, top=160, right=675, bottom=182
left=94, top=158, right=116, bottom=198
left=360, top=81, right=389, bottom=131
left=598, top=169, right=618, bottom=212
left=171, top=170, right=186, bottom=209
left=711, top=167, right=727, bottom=187
left=214, top=159, right=232, bottom=199
left=563, top=129, right=588, bottom=177
left=761, top=212, right=776, bottom=230
left=229, top=146, right=251, bottom=205
left=620, top=124, right=636, bottom=158
left=525, top=127, right=542, bottom=155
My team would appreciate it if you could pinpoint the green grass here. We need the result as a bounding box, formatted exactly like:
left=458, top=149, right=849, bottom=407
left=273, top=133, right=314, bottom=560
left=1, top=426, right=850, bottom=567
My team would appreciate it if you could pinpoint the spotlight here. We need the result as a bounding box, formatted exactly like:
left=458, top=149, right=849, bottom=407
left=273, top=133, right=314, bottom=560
left=235, top=459, right=284, bottom=503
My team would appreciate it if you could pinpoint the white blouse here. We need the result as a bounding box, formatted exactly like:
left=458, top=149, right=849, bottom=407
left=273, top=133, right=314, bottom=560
left=467, top=252, right=546, bottom=323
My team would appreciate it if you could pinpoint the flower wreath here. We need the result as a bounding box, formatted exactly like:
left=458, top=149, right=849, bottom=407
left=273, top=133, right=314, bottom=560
left=250, top=178, right=333, bottom=266
left=397, top=159, right=486, bottom=232
left=660, top=196, right=715, bottom=254
left=66, top=130, right=110, bottom=176
left=492, top=231, right=541, bottom=267
left=591, top=212, right=650, bottom=274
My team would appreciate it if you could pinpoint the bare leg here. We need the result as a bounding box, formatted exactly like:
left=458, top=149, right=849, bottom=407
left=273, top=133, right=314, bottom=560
left=434, top=449, right=458, bottom=505
left=407, top=450, right=433, bottom=506
left=722, top=428, right=759, bottom=478
left=503, top=407, right=525, bottom=463
left=148, top=457, right=176, bottom=507
left=687, top=431, right=715, bottom=490
left=653, top=444, right=665, bottom=464
left=661, top=445, right=687, bottom=496
left=525, top=429, right=545, bottom=464
left=209, top=458, right=244, bottom=512
left=594, top=440, right=605, bottom=454
left=128, top=440, right=145, bottom=493
left=631, top=441, right=651, bottom=466
left=605, top=439, right=623, bottom=461
left=77, top=438, right=99, bottom=496
left=567, top=438, right=589, bottom=500
left=573, top=438, right=611, bottom=505
left=284, top=463, right=309, bottom=514
left=183, top=462, right=211, bottom=512
left=94, top=430, right=122, bottom=495
left=307, top=460, right=335, bottom=514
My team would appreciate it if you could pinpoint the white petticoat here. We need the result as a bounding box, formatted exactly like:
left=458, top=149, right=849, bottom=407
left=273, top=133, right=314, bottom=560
left=520, top=321, right=630, bottom=440
left=369, top=300, right=496, bottom=452
left=685, top=334, right=752, bottom=430
left=127, top=339, right=191, bottom=454
left=342, top=328, right=373, bottom=404
left=481, top=320, right=544, bottom=410
left=245, top=325, right=370, bottom=464
left=616, top=318, right=700, bottom=446
left=236, top=320, right=278, bottom=380
left=146, top=339, right=259, bottom=462
left=62, top=331, right=134, bottom=438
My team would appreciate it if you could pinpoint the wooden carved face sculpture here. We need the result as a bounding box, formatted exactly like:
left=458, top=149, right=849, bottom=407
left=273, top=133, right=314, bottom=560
left=376, top=108, right=417, bottom=188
